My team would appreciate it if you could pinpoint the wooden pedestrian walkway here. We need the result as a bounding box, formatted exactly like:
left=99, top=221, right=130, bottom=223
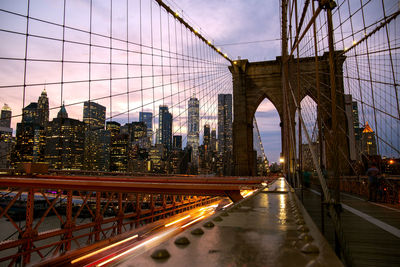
left=297, top=188, right=400, bottom=267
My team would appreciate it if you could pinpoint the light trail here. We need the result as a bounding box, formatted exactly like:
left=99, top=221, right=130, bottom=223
left=180, top=215, right=206, bottom=228
left=164, top=215, right=191, bottom=227
left=223, top=202, right=233, bottom=209
left=96, top=228, right=178, bottom=266
left=70, top=235, right=138, bottom=264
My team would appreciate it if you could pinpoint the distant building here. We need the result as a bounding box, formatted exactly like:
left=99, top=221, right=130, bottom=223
left=84, top=129, right=110, bottom=172
left=130, top=122, right=148, bottom=148
left=361, top=121, right=377, bottom=156
left=107, top=121, right=129, bottom=172
left=217, top=94, right=233, bottom=175
left=211, top=128, right=217, bottom=152
left=0, top=103, right=12, bottom=128
left=158, top=106, right=172, bottom=151
left=82, top=101, right=109, bottom=171
left=139, top=112, right=153, bottom=145
left=83, top=101, right=106, bottom=130
left=148, top=144, right=166, bottom=173
left=14, top=99, right=46, bottom=164
left=203, top=124, right=210, bottom=147
left=199, top=124, right=212, bottom=173
left=187, top=96, right=199, bottom=167
left=0, top=104, right=13, bottom=168
left=173, top=135, right=182, bottom=150
left=0, top=126, right=13, bottom=169
left=38, top=89, right=49, bottom=127
left=45, top=105, right=85, bottom=170
left=22, top=102, right=40, bottom=124
left=14, top=122, right=45, bottom=164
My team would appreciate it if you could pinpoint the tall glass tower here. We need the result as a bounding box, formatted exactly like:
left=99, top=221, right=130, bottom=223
left=139, top=111, right=153, bottom=144
left=218, top=94, right=233, bottom=175
left=218, top=94, right=232, bottom=154
left=188, top=96, right=199, bottom=166
left=158, top=106, right=172, bottom=151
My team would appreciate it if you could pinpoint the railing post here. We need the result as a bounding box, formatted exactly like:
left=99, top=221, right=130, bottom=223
left=94, top=192, right=101, bottom=242
left=117, top=193, right=123, bottom=235
left=22, top=188, right=35, bottom=265
left=150, top=194, right=155, bottom=222
left=135, top=194, right=141, bottom=229
left=63, top=190, right=73, bottom=252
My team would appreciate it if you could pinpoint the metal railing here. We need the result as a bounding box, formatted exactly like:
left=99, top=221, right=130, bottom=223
left=0, top=184, right=219, bottom=266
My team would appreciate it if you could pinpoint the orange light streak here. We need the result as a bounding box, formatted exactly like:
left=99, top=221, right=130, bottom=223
left=165, top=215, right=191, bottom=227
left=71, top=234, right=138, bottom=264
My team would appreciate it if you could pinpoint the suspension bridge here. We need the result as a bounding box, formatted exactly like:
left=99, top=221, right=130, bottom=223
left=0, top=0, right=399, bottom=266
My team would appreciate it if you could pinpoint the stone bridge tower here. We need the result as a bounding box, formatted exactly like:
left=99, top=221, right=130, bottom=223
left=229, top=52, right=349, bottom=176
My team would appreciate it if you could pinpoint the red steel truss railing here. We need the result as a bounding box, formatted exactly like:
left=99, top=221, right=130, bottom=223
left=0, top=183, right=220, bottom=266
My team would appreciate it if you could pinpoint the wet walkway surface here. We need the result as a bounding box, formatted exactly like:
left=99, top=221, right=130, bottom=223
left=117, top=178, right=341, bottom=267
left=298, top=187, right=400, bottom=267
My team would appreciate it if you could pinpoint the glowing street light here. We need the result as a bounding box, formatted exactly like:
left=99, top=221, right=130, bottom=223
left=279, top=157, right=285, bottom=163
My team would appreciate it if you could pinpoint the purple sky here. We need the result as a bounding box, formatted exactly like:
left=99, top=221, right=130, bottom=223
left=171, top=0, right=283, bottom=162
left=1, top=0, right=397, bottom=162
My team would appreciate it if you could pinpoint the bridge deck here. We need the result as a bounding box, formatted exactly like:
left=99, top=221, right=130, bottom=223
left=113, top=178, right=341, bottom=266
left=298, top=188, right=400, bottom=267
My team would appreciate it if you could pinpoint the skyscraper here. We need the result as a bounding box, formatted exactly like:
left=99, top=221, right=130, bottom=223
left=83, top=101, right=108, bottom=171
left=139, top=112, right=153, bottom=145
left=203, top=124, right=210, bottom=147
left=188, top=96, right=200, bottom=166
left=0, top=104, right=12, bottom=128
left=211, top=128, right=217, bottom=152
left=22, top=102, right=40, bottom=124
left=218, top=94, right=232, bottom=153
left=361, top=121, right=377, bottom=156
left=158, top=106, right=172, bottom=151
left=38, top=89, right=49, bottom=127
left=15, top=100, right=44, bottom=164
left=83, top=101, right=106, bottom=130
left=173, top=135, right=182, bottom=150
left=218, top=94, right=233, bottom=175
left=0, top=104, right=13, bottom=168
left=45, top=104, right=85, bottom=170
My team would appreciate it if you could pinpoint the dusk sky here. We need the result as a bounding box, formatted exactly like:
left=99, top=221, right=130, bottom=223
left=171, top=0, right=283, bottom=162
left=0, top=0, right=284, bottom=163
left=0, top=0, right=398, bottom=162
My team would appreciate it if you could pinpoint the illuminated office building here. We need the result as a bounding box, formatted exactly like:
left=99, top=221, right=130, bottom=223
left=107, top=121, right=128, bottom=172
left=38, top=89, right=49, bottom=127
left=173, top=135, right=182, bottom=150
left=45, top=105, right=85, bottom=170
left=187, top=96, right=199, bottom=167
left=83, top=101, right=106, bottom=130
left=14, top=99, right=45, bottom=164
left=83, top=101, right=109, bottom=171
left=158, top=106, right=172, bottom=151
left=0, top=104, right=12, bottom=128
left=0, top=104, right=13, bottom=168
left=218, top=94, right=233, bottom=175
left=361, top=121, right=377, bottom=156
left=139, top=112, right=153, bottom=146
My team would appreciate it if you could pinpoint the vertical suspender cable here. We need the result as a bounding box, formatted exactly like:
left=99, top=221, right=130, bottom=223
left=22, top=0, right=31, bottom=110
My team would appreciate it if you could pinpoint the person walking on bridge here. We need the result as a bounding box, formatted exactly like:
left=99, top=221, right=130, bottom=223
left=366, top=163, right=379, bottom=202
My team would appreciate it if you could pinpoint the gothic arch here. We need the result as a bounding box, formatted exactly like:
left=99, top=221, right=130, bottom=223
left=229, top=52, right=349, bottom=176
